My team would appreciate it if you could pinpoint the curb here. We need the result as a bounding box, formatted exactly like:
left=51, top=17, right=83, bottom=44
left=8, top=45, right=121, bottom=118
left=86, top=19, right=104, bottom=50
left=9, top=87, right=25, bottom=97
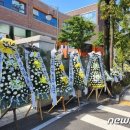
left=31, top=102, right=89, bottom=130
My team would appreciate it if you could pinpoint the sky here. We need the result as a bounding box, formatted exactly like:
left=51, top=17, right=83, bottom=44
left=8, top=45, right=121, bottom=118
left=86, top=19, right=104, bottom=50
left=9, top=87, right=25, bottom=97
left=41, top=0, right=98, bottom=13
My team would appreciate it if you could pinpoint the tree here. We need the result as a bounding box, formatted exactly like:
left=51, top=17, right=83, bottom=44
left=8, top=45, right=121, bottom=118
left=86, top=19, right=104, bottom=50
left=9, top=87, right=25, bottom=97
left=58, top=16, right=95, bottom=51
left=114, top=31, right=130, bottom=71
left=114, top=0, right=130, bottom=70
left=99, top=0, right=111, bottom=73
left=98, top=0, right=130, bottom=70
left=93, top=32, right=104, bottom=46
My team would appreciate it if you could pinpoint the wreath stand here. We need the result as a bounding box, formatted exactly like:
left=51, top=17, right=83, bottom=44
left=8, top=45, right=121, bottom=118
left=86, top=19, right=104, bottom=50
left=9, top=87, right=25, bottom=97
left=25, top=99, right=43, bottom=120
left=0, top=107, right=18, bottom=130
left=87, top=86, right=112, bottom=103
left=65, top=90, right=81, bottom=107
left=48, top=96, right=66, bottom=113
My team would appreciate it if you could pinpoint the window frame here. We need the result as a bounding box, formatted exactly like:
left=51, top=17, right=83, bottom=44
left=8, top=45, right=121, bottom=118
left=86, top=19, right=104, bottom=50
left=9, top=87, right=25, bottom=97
left=12, top=0, right=26, bottom=14
left=0, top=0, right=4, bottom=6
left=33, top=7, right=58, bottom=27
left=33, top=8, right=39, bottom=19
left=81, top=10, right=97, bottom=24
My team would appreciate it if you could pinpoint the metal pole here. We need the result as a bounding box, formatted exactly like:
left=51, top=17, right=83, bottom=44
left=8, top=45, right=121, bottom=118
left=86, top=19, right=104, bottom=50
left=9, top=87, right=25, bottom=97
left=56, top=7, right=59, bottom=50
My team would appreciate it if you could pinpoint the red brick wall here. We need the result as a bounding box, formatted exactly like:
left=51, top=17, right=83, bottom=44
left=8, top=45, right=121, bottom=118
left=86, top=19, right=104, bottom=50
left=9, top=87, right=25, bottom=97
left=0, top=0, right=69, bottom=37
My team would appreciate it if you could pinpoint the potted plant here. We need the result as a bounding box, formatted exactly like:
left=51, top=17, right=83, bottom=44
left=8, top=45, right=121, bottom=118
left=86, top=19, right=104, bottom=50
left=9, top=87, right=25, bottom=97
left=58, top=16, right=95, bottom=57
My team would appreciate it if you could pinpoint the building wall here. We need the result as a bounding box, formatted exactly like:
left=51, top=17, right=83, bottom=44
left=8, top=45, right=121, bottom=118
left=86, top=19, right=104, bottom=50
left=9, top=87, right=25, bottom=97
left=0, top=0, right=69, bottom=38
left=66, top=3, right=103, bottom=33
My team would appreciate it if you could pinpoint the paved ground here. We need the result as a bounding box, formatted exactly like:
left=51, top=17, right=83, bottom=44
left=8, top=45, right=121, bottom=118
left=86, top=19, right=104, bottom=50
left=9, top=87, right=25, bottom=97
left=38, top=103, right=130, bottom=130
left=0, top=97, right=85, bottom=130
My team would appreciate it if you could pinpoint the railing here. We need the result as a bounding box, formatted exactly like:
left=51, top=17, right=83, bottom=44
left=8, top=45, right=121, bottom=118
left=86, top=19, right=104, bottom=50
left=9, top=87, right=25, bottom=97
left=119, top=84, right=130, bottom=100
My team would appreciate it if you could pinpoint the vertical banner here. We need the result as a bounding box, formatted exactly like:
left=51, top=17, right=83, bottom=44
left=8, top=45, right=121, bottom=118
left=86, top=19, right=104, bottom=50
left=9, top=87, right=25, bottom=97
left=0, top=52, right=3, bottom=83
left=50, top=49, right=57, bottom=106
left=77, top=53, right=88, bottom=95
left=25, top=49, right=30, bottom=76
left=15, top=51, right=36, bottom=108
left=69, top=52, right=76, bottom=96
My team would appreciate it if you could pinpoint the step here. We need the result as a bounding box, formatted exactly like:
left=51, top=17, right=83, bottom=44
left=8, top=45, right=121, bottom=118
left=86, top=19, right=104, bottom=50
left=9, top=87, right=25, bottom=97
left=121, top=95, right=130, bottom=101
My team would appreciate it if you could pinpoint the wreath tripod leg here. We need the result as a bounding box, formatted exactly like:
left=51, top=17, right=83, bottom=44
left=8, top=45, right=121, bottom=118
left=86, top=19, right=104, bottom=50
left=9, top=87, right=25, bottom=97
left=48, top=96, right=63, bottom=113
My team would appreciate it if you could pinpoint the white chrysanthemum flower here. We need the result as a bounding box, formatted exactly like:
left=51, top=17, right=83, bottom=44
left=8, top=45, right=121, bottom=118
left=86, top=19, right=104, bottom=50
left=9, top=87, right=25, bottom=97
left=12, top=73, right=16, bottom=76
left=2, top=77, right=5, bottom=80
left=7, top=91, right=11, bottom=94
left=6, top=96, right=9, bottom=99
left=17, top=94, right=20, bottom=97
left=5, top=83, right=8, bottom=85
left=22, top=94, right=25, bottom=97
left=8, top=77, right=11, bottom=80
left=31, top=75, right=34, bottom=78
left=0, top=84, right=3, bottom=87
left=13, top=91, right=17, bottom=95
left=3, top=71, right=6, bottom=74
left=8, top=75, right=11, bottom=78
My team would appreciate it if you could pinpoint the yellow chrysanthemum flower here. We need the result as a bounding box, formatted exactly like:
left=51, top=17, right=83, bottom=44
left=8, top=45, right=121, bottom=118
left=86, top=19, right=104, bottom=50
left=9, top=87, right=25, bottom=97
left=61, top=76, right=68, bottom=85
left=0, top=38, right=16, bottom=54
left=34, top=51, right=37, bottom=57
left=33, top=60, right=41, bottom=69
left=40, top=76, right=47, bottom=84
left=75, top=63, right=81, bottom=68
left=59, top=64, right=64, bottom=71
left=79, top=71, right=85, bottom=79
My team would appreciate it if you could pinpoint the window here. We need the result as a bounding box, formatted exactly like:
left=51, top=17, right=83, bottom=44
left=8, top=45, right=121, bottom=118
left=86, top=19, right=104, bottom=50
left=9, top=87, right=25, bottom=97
left=0, top=0, right=4, bottom=6
left=0, top=24, right=9, bottom=35
left=12, top=0, right=26, bottom=14
left=33, top=8, right=58, bottom=27
left=81, top=11, right=97, bottom=24
left=33, top=9, right=39, bottom=19
left=14, top=26, right=26, bottom=38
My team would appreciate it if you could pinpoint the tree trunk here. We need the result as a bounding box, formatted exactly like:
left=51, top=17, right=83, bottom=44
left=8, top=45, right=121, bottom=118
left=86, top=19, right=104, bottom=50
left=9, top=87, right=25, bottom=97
left=103, top=0, right=112, bottom=94
left=104, top=0, right=111, bottom=74
left=110, top=17, right=115, bottom=68
left=121, top=62, right=124, bottom=72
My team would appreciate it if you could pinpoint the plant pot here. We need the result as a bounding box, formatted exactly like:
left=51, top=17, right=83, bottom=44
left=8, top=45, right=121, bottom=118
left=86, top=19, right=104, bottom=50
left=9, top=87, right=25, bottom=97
left=92, top=46, right=104, bottom=55
left=77, top=49, right=87, bottom=57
